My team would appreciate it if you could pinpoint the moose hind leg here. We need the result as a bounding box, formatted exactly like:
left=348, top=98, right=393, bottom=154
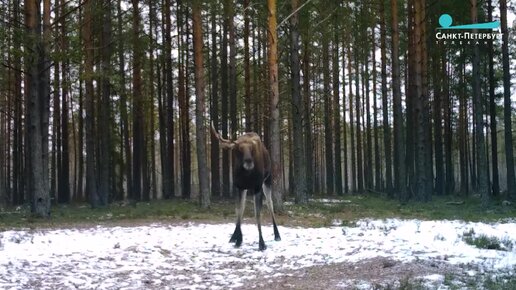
left=230, top=190, right=247, bottom=247
left=254, top=192, right=266, bottom=250
left=263, top=183, right=281, bottom=241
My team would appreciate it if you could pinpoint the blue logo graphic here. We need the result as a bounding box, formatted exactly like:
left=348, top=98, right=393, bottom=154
left=438, top=14, right=500, bottom=30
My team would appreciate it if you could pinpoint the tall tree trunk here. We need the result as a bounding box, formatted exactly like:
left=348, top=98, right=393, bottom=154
left=487, top=0, right=499, bottom=197
left=364, top=43, right=373, bottom=191
left=392, top=0, right=407, bottom=200
left=244, top=0, right=251, bottom=131
left=471, top=0, right=489, bottom=205
left=290, top=0, right=307, bottom=204
left=433, top=50, right=444, bottom=196
left=83, top=0, right=98, bottom=207
left=372, top=28, right=381, bottom=191
left=323, top=38, right=334, bottom=194
left=302, top=39, right=314, bottom=194
left=12, top=0, right=24, bottom=204
left=132, top=0, right=144, bottom=202
left=341, top=41, right=348, bottom=194
left=459, top=54, right=469, bottom=196
left=98, top=0, right=112, bottom=206
left=380, top=0, right=392, bottom=193
left=210, top=3, right=220, bottom=198
left=163, top=0, right=175, bottom=199
left=348, top=46, right=356, bottom=192
left=178, top=0, right=191, bottom=199
left=500, top=0, right=516, bottom=200
left=354, top=51, right=363, bottom=192
left=268, top=0, right=283, bottom=211
left=149, top=0, right=158, bottom=200
left=25, top=0, right=50, bottom=217
left=443, top=54, right=454, bottom=194
left=413, top=0, right=432, bottom=201
left=221, top=0, right=230, bottom=198
left=228, top=0, right=237, bottom=197
left=193, top=0, right=210, bottom=208
left=333, top=15, right=343, bottom=196
left=52, top=24, right=61, bottom=203
left=59, top=0, right=70, bottom=203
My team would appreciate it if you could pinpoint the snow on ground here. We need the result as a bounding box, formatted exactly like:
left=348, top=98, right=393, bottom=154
left=1, top=219, right=516, bottom=289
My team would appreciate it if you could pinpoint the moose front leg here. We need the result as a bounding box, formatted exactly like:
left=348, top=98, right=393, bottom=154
left=263, top=183, right=281, bottom=241
left=230, top=189, right=247, bottom=247
left=254, top=191, right=267, bottom=251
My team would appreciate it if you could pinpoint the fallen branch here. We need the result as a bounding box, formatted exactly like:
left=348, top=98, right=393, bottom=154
left=445, top=201, right=465, bottom=205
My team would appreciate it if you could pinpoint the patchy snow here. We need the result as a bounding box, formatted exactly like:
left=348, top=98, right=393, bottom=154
left=1, top=219, right=516, bottom=289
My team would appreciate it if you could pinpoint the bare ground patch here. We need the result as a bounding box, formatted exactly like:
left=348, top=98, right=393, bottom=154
left=243, top=257, right=464, bottom=289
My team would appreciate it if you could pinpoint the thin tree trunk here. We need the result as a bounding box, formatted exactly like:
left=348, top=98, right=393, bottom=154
left=333, top=14, right=342, bottom=196
left=392, top=0, right=407, bottom=200
left=132, top=0, right=144, bottom=201
left=372, top=28, right=381, bottom=191
left=433, top=50, right=444, bottom=196
left=500, top=0, right=516, bottom=200
left=59, top=0, right=70, bottom=203
left=323, top=38, right=333, bottom=194
left=98, top=0, right=112, bottom=206
left=25, top=0, right=50, bottom=217
left=354, top=52, right=363, bottom=192
left=244, top=0, right=251, bottom=131
left=210, top=3, right=220, bottom=198
left=348, top=46, right=356, bottom=193
left=380, top=0, right=392, bottom=193
left=164, top=0, right=175, bottom=199
left=290, top=0, right=307, bottom=203
left=443, top=54, right=454, bottom=194
left=471, top=0, right=489, bottom=205
left=268, top=0, right=283, bottom=211
left=459, top=54, right=469, bottom=196
left=302, top=38, right=314, bottom=194
left=221, top=0, right=230, bottom=198
left=487, top=0, right=499, bottom=197
left=178, top=0, right=190, bottom=199
left=12, top=0, right=23, bottom=204
left=83, top=0, right=98, bottom=207
left=193, top=0, right=210, bottom=208
left=341, top=41, right=348, bottom=194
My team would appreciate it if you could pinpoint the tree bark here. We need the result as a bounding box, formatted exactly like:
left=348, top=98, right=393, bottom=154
left=25, top=0, right=50, bottom=217
left=210, top=3, right=220, bottom=198
left=487, top=0, right=499, bottom=197
left=471, top=0, right=489, bottom=205
left=500, top=0, right=516, bottom=200
left=193, top=0, right=210, bottom=208
left=268, top=0, right=283, bottom=211
left=391, top=0, right=407, bottom=200
left=290, top=0, right=307, bottom=204
left=380, top=0, right=392, bottom=194
left=131, top=0, right=145, bottom=201
left=333, top=12, right=343, bottom=196
left=323, top=37, right=334, bottom=194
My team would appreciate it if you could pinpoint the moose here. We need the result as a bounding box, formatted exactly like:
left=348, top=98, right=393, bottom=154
left=211, top=124, right=281, bottom=250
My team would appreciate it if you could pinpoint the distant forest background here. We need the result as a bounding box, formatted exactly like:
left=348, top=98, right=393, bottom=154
left=0, top=0, right=515, bottom=217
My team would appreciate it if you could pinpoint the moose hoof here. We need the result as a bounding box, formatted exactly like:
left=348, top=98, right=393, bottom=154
left=275, top=235, right=281, bottom=241
left=259, top=242, right=267, bottom=251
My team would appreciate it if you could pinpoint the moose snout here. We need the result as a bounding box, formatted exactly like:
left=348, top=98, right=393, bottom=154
left=243, top=158, right=254, bottom=170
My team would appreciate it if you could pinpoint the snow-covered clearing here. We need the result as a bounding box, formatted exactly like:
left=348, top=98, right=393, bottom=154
left=1, top=219, right=516, bottom=289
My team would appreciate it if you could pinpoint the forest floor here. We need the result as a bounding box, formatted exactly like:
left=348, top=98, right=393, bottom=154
left=1, top=194, right=516, bottom=289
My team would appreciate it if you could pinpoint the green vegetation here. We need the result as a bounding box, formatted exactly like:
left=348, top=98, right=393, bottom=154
left=1, top=193, right=515, bottom=230
left=462, top=229, right=513, bottom=251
